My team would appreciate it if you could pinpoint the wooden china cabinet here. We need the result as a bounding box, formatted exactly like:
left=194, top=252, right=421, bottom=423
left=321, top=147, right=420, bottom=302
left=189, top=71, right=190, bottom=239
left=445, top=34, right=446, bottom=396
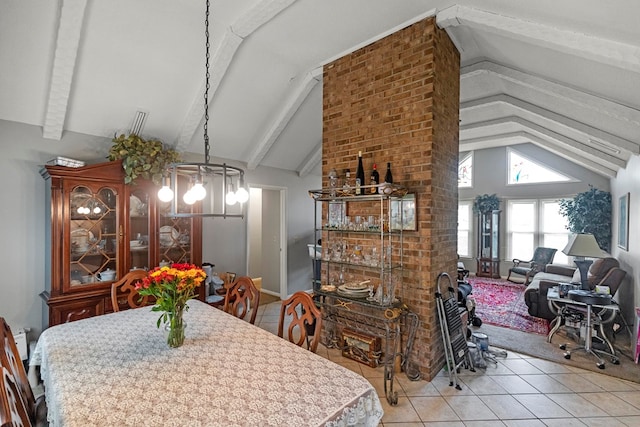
left=41, top=160, right=202, bottom=326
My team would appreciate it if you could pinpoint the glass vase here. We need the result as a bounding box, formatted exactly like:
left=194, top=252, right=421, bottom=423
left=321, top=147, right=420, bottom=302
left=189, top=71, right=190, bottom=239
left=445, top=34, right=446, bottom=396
left=164, top=309, right=186, bottom=348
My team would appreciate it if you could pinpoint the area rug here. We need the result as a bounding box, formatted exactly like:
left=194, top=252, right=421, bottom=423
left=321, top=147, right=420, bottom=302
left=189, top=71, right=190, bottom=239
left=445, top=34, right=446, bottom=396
left=468, top=277, right=550, bottom=336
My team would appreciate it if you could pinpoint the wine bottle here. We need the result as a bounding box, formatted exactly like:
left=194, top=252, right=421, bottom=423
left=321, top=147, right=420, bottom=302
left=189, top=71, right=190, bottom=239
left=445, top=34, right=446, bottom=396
left=355, top=151, right=365, bottom=196
left=384, top=162, right=393, bottom=184
left=370, top=163, right=379, bottom=194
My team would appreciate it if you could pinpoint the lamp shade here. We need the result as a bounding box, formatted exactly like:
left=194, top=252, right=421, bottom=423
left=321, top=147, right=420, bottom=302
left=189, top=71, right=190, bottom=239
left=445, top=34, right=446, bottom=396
left=562, top=233, right=605, bottom=258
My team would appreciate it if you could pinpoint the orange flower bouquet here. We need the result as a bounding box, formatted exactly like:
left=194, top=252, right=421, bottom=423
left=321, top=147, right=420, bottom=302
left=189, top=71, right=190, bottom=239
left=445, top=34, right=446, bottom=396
left=136, top=263, right=206, bottom=347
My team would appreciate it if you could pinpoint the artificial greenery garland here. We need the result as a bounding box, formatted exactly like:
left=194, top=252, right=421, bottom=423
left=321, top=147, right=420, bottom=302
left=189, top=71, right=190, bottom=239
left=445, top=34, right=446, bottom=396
left=108, top=134, right=180, bottom=185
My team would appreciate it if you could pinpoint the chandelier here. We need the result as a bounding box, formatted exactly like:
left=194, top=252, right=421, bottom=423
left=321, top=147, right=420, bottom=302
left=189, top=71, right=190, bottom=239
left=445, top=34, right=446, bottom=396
left=157, top=0, right=248, bottom=218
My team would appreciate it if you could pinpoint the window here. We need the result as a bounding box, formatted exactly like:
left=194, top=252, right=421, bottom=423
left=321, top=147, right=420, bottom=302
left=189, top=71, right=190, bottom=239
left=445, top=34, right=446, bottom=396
left=508, top=148, right=572, bottom=184
left=458, top=153, right=472, bottom=188
left=507, top=199, right=570, bottom=264
left=457, top=201, right=472, bottom=257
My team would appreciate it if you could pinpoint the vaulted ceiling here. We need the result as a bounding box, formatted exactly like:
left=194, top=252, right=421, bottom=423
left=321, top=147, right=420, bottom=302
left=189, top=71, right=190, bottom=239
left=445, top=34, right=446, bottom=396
left=2, top=1, right=639, bottom=178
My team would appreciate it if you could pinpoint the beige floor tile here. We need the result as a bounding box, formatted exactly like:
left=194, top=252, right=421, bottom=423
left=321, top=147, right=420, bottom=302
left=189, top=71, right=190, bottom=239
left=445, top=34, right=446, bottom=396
left=501, top=420, right=546, bottom=427
left=396, top=377, right=440, bottom=397
left=580, top=373, right=640, bottom=392
left=616, top=415, right=640, bottom=425
left=379, top=396, right=422, bottom=424
left=479, top=361, right=517, bottom=376
left=410, top=396, right=460, bottom=422
left=478, top=394, right=535, bottom=419
left=553, top=373, right=606, bottom=393
left=499, top=359, right=545, bottom=375
left=461, top=375, right=509, bottom=395
left=612, top=391, right=640, bottom=410
left=539, top=418, right=590, bottom=426
left=578, top=417, right=629, bottom=427
left=546, top=393, right=608, bottom=417
left=519, top=374, right=573, bottom=394
left=430, top=376, right=474, bottom=396
left=512, top=394, right=573, bottom=418
left=461, top=421, right=507, bottom=427
left=525, top=358, right=576, bottom=374
left=582, top=392, right=640, bottom=417
left=489, top=374, right=540, bottom=394
left=444, top=395, right=498, bottom=421
left=379, top=422, right=425, bottom=427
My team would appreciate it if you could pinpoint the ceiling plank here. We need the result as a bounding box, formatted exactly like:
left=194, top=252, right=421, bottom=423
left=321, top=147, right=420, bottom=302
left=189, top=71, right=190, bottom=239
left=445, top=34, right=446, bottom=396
left=462, top=94, right=639, bottom=155
left=297, top=142, right=322, bottom=177
left=175, top=0, right=297, bottom=152
left=461, top=116, right=626, bottom=170
left=42, top=0, right=88, bottom=140
left=438, top=5, right=640, bottom=73
left=246, top=68, right=322, bottom=170
left=461, top=61, right=640, bottom=128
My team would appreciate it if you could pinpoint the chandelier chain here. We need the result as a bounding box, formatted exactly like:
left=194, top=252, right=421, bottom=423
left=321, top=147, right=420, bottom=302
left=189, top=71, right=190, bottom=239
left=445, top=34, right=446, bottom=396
left=204, top=0, right=211, bottom=164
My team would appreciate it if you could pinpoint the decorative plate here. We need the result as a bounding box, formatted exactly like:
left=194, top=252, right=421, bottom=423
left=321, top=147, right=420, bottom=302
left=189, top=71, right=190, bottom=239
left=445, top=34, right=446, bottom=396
left=130, top=195, right=144, bottom=217
left=159, top=226, right=179, bottom=247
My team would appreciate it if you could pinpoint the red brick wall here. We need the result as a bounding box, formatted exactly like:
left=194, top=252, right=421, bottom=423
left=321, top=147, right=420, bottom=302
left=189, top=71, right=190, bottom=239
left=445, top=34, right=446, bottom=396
left=322, top=17, right=460, bottom=380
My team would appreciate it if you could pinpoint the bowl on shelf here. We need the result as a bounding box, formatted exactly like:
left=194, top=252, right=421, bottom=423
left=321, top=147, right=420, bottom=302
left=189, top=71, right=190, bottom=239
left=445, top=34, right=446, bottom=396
left=130, top=240, right=143, bottom=248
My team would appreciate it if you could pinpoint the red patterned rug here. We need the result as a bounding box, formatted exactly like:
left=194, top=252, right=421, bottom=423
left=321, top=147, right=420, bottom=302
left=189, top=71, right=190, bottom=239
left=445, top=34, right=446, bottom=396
left=468, top=277, right=550, bottom=336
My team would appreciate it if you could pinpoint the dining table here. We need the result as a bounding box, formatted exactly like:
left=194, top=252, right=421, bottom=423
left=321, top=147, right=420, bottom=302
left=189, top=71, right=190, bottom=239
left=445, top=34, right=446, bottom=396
left=30, top=299, right=383, bottom=426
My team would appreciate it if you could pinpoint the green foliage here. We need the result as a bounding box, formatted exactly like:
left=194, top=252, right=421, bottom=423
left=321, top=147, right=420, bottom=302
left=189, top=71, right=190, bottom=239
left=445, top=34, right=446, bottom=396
left=473, top=193, right=500, bottom=214
left=559, top=185, right=612, bottom=252
left=108, top=134, right=180, bottom=185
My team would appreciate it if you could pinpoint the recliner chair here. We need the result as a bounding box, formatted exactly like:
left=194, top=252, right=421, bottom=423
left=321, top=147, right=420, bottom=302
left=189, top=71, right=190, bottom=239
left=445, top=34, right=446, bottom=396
left=507, top=247, right=557, bottom=285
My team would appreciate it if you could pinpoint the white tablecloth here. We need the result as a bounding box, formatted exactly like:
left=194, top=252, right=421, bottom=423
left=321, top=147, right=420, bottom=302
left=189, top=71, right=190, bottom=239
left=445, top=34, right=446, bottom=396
left=31, top=299, right=383, bottom=426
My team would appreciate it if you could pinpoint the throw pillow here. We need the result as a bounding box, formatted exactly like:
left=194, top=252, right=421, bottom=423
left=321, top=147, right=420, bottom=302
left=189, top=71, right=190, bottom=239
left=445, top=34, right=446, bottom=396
left=588, top=257, right=619, bottom=286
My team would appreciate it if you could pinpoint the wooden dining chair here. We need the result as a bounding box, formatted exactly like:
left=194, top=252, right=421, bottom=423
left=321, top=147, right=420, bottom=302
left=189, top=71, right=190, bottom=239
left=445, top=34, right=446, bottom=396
left=0, top=366, right=32, bottom=427
left=110, top=269, right=150, bottom=312
left=278, top=291, right=323, bottom=353
left=0, top=318, right=46, bottom=426
left=223, top=276, right=260, bottom=324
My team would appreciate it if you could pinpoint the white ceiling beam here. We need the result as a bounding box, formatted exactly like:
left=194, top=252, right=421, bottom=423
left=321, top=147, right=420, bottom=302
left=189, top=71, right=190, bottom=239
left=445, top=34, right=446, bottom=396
left=42, top=0, right=88, bottom=140
left=437, top=5, right=640, bottom=73
left=231, top=0, right=297, bottom=37
left=175, top=30, right=242, bottom=152
left=461, top=116, right=626, bottom=170
left=461, top=94, right=639, bottom=155
left=297, top=142, right=322, bottom=177
left=175, top=0, right=297, bottom=151
left=246, top=68, right=322, bottom=170
left=460, top=131, right=616, bottom=177
left=461, top=61, right=640, bottom=128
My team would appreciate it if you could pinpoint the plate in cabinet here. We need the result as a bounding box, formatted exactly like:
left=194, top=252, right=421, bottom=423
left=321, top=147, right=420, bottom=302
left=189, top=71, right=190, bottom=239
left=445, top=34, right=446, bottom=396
left=159, top=226, right=179, bottom=247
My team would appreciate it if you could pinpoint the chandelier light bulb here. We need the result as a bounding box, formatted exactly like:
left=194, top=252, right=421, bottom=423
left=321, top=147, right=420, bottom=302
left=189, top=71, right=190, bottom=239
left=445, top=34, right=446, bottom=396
left=235, top=187, right=249, bottom=204
left=226, top=190, right=237, bottom=206
left=183, top=190, right=196, bottom=205
left=157, top=185, right=174, bottom=202
left=93, top=206, right=101, bottom=214
left=77, top=206, right=84, bottom=215
left=191, top=182, right=206, bottom=201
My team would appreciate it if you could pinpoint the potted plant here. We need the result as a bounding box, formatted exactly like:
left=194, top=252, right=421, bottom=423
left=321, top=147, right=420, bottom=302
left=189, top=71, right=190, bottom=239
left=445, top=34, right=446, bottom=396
left=108, top=133, right=180, bottom=185
left=473, top=193, right=500, bottom=214
left=559, top=185, right=611, bottom=252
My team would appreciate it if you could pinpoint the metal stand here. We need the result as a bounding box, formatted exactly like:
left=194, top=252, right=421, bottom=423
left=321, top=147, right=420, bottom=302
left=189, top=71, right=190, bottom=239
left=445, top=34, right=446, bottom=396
left=436, top=273, right=475, bottom=390
left=561, top=301, right=619, bottom=369
left=315, top=292, right=419, bottom=405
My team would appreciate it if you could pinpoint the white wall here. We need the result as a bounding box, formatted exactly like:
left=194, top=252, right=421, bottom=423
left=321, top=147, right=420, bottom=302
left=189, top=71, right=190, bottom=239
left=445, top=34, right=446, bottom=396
left=0, top=119, right=321, bottom=339
left=609, top=155, right=640, bottom=326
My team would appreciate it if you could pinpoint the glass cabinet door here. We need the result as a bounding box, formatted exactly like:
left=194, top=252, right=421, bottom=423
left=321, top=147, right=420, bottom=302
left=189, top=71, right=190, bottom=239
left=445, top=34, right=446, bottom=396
left=69, top=185, right=118, bottom=286
left=157, top=202, right=193, bottom=265
left=129, top=188, right=151, bottom=271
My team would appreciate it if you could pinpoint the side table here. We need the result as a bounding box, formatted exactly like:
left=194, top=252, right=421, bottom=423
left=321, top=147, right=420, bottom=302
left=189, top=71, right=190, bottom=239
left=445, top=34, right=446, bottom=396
left=547, top=287, right=620, bottom=369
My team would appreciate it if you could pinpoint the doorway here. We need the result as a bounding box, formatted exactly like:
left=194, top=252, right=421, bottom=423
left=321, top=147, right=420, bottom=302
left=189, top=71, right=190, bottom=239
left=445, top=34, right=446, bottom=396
left=247, top=186, right=286, bottom=299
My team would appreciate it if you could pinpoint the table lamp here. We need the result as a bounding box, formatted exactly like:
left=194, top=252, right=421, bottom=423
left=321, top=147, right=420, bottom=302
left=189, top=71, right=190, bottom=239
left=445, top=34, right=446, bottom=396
left=562, top=233, right=605, bottom=290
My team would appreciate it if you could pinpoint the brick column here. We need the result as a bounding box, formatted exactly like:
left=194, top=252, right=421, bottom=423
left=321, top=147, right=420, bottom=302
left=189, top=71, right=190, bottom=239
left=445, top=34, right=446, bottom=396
left=322, top=17, right=460, bottom=380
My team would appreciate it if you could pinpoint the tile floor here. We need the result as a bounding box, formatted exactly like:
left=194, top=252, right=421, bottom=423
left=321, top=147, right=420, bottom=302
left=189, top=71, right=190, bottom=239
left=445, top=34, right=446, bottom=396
left=256, top=301, right=640, bottom=426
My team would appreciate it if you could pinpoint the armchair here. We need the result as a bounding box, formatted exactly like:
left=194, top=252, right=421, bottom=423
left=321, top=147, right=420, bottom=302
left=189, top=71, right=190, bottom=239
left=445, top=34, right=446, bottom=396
left=507, top=247, right=557, bottom=285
